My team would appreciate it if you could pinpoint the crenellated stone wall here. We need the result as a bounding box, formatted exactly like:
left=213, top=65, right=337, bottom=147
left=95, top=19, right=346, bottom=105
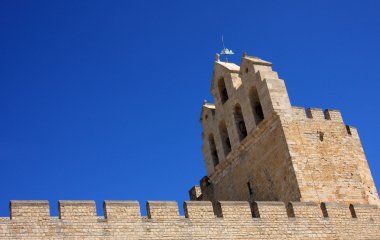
left=283, top=107, right=379, bottom=204
left=0, top=200, right=379, bottom=239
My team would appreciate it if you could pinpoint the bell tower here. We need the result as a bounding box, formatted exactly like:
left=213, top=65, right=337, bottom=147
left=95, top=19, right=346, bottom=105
left=190, top=53, right=379, bottom=206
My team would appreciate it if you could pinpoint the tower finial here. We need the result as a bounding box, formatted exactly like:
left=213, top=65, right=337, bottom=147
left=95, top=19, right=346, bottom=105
left=220, top=35, right=234, bottom=62
left=215, top=53, right=220, bottom=62
left=243, top=51, right=247, bottom=57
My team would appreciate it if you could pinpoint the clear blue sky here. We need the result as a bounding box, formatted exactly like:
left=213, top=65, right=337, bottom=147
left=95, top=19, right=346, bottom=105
left=1, top=1, right=379, bottom=216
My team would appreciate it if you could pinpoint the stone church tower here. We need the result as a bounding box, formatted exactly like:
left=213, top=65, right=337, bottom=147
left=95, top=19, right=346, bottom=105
left=1, top=52, right=379, bottom=239
left=190, top=53, right=379, bottom=206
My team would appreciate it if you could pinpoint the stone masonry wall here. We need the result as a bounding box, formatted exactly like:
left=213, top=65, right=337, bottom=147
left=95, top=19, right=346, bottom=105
left=0, top=200, right=379, bottom=239
left=201, top=112, right=302, bottom=203
left=283, top=107, right=379, bottom=205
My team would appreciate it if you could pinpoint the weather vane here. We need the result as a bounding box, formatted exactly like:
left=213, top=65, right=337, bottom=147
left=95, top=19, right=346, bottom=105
left=220, top=35, right=234, bottom=62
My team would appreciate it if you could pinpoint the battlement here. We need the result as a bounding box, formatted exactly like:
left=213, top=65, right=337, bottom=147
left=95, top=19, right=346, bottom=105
left=292, top=107, right=343, bottom=122
left=2, top=200, right=379, bottom=239
left=291, top=106, right=359, bottom=135
left=5, top=200, right=379, bottom=221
